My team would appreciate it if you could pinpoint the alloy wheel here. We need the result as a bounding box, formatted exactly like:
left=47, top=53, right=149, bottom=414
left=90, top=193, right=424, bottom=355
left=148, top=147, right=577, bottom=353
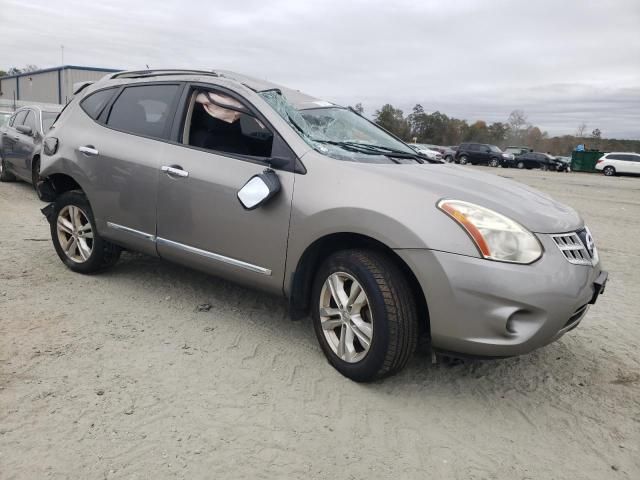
left=490, top=158, right=499, bottom=167
left=56, top=205, right=94, bottom=263
left=319, top=272, right=373, bottom=363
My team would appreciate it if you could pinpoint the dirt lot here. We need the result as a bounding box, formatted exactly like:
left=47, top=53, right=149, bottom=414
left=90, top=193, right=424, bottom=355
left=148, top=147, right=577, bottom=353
left=1, top=167, right=639, bottom=479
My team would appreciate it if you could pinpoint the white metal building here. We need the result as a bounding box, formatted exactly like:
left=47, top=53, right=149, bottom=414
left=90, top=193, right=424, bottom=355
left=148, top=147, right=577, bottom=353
left=0, top=65, right=119, bottom=111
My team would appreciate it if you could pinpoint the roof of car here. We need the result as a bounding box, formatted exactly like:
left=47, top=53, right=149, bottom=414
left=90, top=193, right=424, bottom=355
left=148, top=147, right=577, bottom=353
left=605, top=151, right=639, bottom=155
left=106, top=69, right=332, bottom=110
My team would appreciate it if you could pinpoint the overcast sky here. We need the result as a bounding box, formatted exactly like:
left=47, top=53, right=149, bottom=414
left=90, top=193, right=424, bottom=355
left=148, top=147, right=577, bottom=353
left=1, top=0, right=639, bottom=138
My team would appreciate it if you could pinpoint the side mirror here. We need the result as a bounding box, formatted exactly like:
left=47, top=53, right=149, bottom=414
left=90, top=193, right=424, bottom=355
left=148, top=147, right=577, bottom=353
left=16, top=125, right=33, bottom=136
left=237, top=169, right=281, bottom=210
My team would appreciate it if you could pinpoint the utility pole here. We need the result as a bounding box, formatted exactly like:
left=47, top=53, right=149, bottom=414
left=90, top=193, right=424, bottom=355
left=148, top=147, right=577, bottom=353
left=61, top=45, right=64, bottom=65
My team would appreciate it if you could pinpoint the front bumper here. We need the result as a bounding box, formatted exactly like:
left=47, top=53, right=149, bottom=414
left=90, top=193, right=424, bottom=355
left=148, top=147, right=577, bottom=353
left=396, top=234, right=606, bottom=357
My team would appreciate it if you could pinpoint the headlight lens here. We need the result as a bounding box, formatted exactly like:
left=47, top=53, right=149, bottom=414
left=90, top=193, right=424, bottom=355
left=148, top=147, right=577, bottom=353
left=438, top=199, right=542, bottom=264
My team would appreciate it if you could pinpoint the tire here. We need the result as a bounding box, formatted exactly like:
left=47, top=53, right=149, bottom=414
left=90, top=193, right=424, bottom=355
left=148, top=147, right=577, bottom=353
left=0, top=157, right=16, bottom=182
left=50, top=191, right=121, bottom=273
left=311, top=249, right=418, bottom=382
left=603, top=166, right=616, bottom=177
left=459, top=156, right=468, bottom=165
left=516, top=161, right=524, bottom=169
left=489, top=158, right=499, bottom=168
left=31, top=156, right=40, bottom=188
left=445, top=155, right=453, bottom=163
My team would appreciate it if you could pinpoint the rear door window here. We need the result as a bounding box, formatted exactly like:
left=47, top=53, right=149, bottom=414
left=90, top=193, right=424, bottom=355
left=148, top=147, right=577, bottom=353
left=106, top=84, right=181, bottom=140
left=81, top=88, right=118, bottom=120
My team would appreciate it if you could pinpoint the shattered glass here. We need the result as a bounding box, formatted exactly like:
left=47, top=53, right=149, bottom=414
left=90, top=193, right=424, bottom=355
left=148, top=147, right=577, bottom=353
left=259, top=90, right=420, bottom=164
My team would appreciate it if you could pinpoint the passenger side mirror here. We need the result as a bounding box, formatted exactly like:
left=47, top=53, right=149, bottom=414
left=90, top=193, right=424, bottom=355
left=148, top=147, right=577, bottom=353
left=237, top=169, right=281, bottom=210
left=16, top=125, right=33, bottom=136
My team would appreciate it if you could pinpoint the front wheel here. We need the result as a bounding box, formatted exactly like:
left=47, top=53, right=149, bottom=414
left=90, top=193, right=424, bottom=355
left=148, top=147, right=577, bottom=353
left=489, top=158, right=500, bottom=168
left=603, top=166, right=616, bottom=176
left=517, top=161, right=525, bottom=169
left=50, top=191, right=121, bottom=273
left=459, top=156, right=468, bottom=165
left=311, top=249, right=418, bottom=382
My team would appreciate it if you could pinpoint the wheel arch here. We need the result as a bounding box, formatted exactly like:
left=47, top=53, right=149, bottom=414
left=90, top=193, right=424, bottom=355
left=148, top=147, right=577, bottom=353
left=38, top=172, right=85, bottom=202
left=288, top=232, right=430, bottom=336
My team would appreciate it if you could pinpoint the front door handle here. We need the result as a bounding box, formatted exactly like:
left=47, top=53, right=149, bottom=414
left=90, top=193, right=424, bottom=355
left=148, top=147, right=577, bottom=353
left=161, top=165, right=189, bottom=178
left=79, top=145, right=99, bottom=156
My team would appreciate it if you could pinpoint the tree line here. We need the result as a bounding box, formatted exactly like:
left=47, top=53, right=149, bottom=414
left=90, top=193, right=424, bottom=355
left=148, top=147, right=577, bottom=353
left=353, top=103, right=639, bottom=155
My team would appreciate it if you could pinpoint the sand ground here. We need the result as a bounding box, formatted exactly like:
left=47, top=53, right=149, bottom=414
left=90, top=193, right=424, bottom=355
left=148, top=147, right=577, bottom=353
left=1, top=167, right=639, bottom=479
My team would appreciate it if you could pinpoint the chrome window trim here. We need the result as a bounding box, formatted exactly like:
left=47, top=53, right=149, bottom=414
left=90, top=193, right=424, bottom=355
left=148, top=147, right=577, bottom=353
left=156, top=237, right=272, bottom=276
left=106, top=222, right=156, bottom=241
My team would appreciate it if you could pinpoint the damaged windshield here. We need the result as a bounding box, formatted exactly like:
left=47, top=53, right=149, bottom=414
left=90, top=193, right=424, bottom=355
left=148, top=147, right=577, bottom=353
left=259, top=91, right=422, bottom=164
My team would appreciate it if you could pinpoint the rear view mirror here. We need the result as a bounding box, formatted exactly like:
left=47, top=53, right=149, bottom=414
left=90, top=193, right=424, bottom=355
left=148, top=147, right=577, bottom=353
left=237, top=169, right=281, bottom=210
left=16, top=125, right=33, bottom=136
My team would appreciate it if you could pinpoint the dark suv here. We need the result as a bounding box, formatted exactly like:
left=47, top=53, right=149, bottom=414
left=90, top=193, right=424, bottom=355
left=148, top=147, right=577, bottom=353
left=455, top=143, right=509, bottom=167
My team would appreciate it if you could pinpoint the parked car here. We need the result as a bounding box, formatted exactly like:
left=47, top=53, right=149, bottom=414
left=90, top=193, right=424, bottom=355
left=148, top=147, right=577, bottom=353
left=455, top=142, right=512, bottom=167
left=408, top=143, right=442, bottom=161
left=0, top=111, right=12, bottom=127
left=503, top=151, right=557, bottom=170
left=595, top=152, right=640, bottom=176
left=35, top=69, right=607, bottom=382
left=422, top=144, right=456, bottom=162
left=504, top=146, right=532, bottom=157
left=0, top=105, right=62, bottom=186
left=554, top=156, right=572, bottom=172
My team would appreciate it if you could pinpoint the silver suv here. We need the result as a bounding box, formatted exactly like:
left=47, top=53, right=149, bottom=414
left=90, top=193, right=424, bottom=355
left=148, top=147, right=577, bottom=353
left=37, top=69, right=608, bottom=381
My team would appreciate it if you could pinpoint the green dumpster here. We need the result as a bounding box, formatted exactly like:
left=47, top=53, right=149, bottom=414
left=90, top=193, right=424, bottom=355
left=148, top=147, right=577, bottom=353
left=571, top=150, right=605, bottom=173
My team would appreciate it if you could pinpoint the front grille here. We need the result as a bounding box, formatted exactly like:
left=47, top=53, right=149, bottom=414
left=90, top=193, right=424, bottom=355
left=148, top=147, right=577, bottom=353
left=551, top=228, right=598, bottom=266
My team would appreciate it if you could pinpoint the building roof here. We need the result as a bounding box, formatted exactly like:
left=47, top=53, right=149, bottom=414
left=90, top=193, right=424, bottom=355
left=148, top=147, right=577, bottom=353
left=0, top=65, right=120, bottom=80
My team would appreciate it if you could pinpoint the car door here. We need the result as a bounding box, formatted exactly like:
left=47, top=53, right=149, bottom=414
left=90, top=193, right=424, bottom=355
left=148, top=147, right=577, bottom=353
left=14, top=109, right=38, bottom=177
left=630, top=155, right=640, bottom=174
left=71, top=83, right=183, bottom=256
left=155, top=85, right=296, bottom=294
left=466, top=144, right=479, bottom=163
left=1, top=110, right=27, bottom=169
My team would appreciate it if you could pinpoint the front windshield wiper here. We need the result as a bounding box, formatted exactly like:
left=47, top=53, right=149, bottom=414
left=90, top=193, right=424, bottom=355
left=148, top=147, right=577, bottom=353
left=312, top=140, right=424, bottom=163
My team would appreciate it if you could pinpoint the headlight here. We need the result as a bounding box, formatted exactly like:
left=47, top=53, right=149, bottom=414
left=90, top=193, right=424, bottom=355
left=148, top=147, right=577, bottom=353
left=437, top=199, right=542, bottom=264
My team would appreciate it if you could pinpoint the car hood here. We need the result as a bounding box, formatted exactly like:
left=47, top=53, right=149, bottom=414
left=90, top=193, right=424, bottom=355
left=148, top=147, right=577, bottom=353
left=368, top=163, right=582, bottom=233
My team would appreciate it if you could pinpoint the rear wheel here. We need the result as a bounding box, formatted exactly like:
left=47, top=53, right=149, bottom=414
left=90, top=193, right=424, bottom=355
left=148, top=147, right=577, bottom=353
left=311, top=249, right=418, bottom=382
left=603, top=166, right=616, bottom=176
left=0, top=157, right=16, bottom=182
left=445, top=155, right=453, bottom=163
left=517, top=161, right=525, bottom=169
left=459, top=156, right=468, bottom=165
left=50, top=191, right=121, bottom=273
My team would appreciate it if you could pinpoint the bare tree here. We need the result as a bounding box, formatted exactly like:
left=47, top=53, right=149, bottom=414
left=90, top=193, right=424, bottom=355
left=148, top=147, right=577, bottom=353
left=575, top=123, right=587, bottom=138
left=507, top=110, right=528, bottom=143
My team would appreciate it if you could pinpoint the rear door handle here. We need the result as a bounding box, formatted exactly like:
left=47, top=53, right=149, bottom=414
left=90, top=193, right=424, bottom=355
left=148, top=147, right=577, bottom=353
left=161, top=165, right=189, bottom=178
left=79, top=145, right=99, bottom=156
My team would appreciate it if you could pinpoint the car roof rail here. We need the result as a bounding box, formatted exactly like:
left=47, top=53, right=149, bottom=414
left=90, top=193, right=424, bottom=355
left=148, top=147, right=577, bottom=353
left=110, top=69, right=220, bottom=80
